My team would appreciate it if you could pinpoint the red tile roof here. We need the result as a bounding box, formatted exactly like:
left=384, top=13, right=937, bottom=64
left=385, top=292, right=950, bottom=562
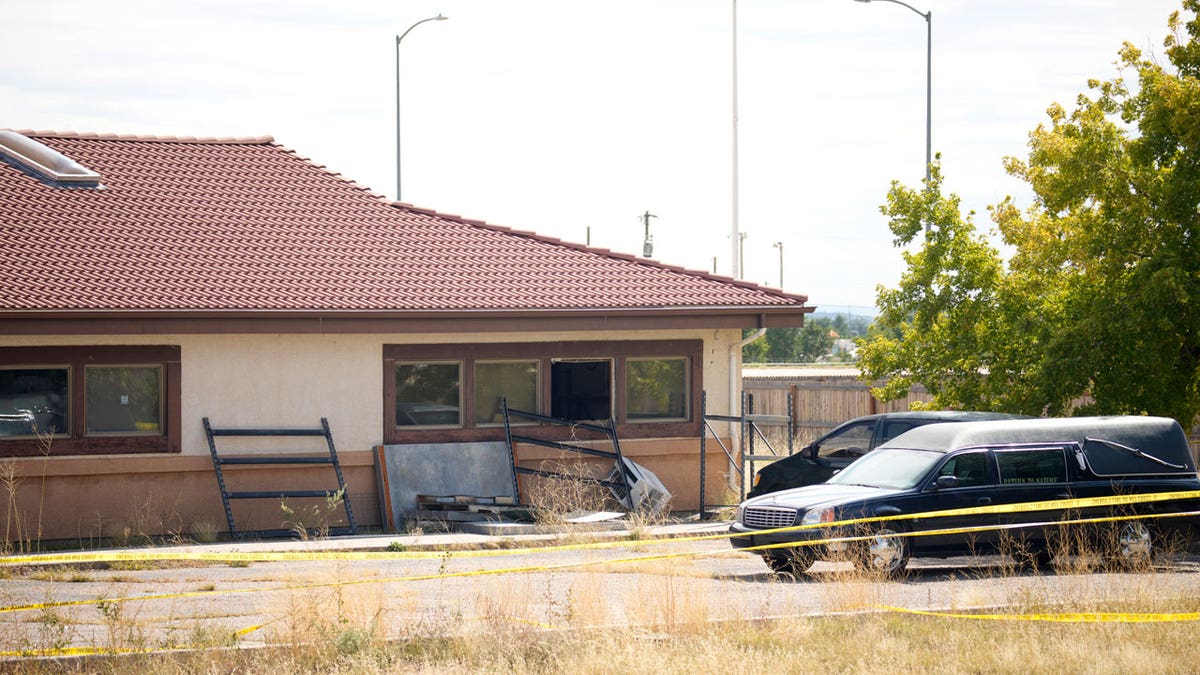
left=0, top=131, right=809, bottom=314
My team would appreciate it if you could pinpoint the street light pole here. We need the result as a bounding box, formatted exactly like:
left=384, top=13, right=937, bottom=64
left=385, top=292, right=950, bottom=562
left=854, top=0, right=931, bottom=192
left=731, top=0, right=741, bottom=278
left=396, top=14, right=448, bottom=202
left=772, top=241, right=783, bottom=288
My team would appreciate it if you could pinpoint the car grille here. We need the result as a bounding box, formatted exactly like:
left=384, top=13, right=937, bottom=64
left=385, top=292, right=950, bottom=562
left=742, top=506, right=797, bottom=529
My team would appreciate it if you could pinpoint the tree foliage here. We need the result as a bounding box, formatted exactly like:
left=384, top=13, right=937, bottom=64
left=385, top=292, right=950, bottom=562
left=742, top=321, right=845, bottom=364
left=859, top=1, right=1200, bottom=426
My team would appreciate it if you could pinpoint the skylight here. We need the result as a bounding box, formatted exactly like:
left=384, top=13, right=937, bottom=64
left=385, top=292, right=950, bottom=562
left=0, top=130, right=102, bottom=187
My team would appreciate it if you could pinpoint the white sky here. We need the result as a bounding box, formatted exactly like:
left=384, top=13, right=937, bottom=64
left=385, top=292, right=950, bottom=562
left=1, top=0, right=1185, bottom=310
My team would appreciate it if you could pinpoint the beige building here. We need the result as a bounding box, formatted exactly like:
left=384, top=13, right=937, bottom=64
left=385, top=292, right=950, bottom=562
left=0, top=130, right=810, bottom=542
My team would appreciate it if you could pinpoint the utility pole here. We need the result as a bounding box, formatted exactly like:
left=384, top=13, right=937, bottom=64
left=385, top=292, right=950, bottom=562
left=641, top=211, right=657, bottom=258
left=772, top=241, right=783, bottom=287
left=737, top=232, right=748, bottom=278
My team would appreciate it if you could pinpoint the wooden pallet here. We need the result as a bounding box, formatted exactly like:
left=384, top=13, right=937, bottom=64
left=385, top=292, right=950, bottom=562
left=414, top=495, right=521, bottom=523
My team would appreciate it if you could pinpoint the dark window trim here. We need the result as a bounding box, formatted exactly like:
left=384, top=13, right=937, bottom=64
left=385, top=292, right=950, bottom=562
left=0, top=346, right=181, bottom=457
left=383, top=340, right=703, bottom=444
left=624, top=355, right=690, bottom=423
left=474, top=358, right=541, bottom=427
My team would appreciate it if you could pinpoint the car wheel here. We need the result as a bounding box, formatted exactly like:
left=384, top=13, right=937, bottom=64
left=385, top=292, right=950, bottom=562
left=854, top=527, right=910, bottom=578
left=763, top=548, right=815, bottom=577
left=1110, top=520, right=1154, bottom=569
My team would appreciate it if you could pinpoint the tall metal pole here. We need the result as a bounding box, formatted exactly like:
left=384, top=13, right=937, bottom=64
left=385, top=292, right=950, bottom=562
left=731, top=0, right=741, bottom=279
left=854, top=0, right=931, bottom=229
left=924, top=9, right=932, bottom=188
left=396, top=14, right=448, bottom=202
left=773, top=241, right=783, bottom=287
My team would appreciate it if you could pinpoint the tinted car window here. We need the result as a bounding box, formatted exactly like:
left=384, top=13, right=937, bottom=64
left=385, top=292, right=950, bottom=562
left=936, top=451, right=990, bottom=487
left=814, top=421, right=874, bottom=459
left=996, top=448, right=1067, bottom=484
left=879, top=420, right=919, bottom=445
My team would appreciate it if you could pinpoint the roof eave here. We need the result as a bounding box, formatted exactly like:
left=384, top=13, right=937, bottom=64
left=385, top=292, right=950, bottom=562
left=0, top=305, right=813, bottom=336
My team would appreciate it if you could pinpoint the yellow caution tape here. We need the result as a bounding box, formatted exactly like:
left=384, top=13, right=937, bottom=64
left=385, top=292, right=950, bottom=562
left=878, top=605, right=1200, bottom=623
left=5, top=488, right=1200, bottom=568
left=0, top=545, right=725, bottom=616
left=4, top=508, right=1198, bottom=618
left=0, top=645, right=159, bottom=658
left=0, top=490, right=1197, bottom=627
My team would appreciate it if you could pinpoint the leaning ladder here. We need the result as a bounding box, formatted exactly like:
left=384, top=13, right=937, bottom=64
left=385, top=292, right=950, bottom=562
left=203, top=417, right=357, bottom=539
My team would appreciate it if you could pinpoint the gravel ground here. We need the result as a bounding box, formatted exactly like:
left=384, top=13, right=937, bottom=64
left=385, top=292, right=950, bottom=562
left=3, top=532, right=1199, bottom=655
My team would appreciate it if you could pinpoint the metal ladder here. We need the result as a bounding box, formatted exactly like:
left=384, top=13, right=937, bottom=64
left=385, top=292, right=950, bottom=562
left=203, top=417, right=357, bottom=538
left=500, top=398, right=634, bottom=508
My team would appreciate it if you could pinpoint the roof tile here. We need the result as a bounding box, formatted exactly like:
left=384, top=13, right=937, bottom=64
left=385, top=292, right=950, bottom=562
left=0, top=131, right=808, bottom=313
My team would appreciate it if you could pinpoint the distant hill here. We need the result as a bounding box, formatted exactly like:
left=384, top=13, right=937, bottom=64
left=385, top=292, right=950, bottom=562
left=810, top=306, right=877, bottom=321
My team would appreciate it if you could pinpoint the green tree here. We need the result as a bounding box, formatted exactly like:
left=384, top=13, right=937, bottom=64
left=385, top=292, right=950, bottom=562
left=742, top=328, right=769, bottom=363
left=743, top=323, right=837, bottom=364
left=860, top=1, right=1200, bottom=426
left=856, top=162, right=1020, bottom=411
left=798, top=322, right=836, bottom=362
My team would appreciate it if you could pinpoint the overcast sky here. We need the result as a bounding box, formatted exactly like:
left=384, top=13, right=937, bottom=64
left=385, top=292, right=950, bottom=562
left=2, top=0, right=1185, bottom=311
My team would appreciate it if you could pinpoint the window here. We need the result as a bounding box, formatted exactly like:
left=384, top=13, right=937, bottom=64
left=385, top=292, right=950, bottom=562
left=551, top=360, right=611, bottom=421
left=814, top=421, right=874, bottom=459
left=0, top=346, right=180, bottom=456
left=395, top=362, right=461, bottom=427
left=85, top=366, right=162, bottom=435
left=382, top=340, right=701, bottom=443
left=937, top=451, right=990, bottom=487
left=625, top=358, right=687, bottom=422
left=0, top=367, right=69, bottom=438
left=996, top=448, right=1067, bottom=485
left=879, top=420, right=918, bottom=445
left=475, top=361, right=538, bottom=425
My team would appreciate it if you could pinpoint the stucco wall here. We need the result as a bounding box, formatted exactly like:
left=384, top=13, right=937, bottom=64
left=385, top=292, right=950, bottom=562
left=0, top=329, right=745, bottom=541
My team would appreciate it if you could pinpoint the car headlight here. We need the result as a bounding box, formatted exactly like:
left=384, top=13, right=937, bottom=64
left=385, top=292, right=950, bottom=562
left=736, top=504, right=746, bottom=523
left=801, top=507, right=835, bottom=526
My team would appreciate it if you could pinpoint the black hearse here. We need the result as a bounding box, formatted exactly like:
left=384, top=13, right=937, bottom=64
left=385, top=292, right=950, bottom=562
left=730, top=416, right=1200, bottom=577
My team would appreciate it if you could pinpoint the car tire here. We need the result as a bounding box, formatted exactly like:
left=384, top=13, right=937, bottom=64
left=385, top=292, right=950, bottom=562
left=1108, top=520, right=1155, bottom=569
left=853, top=527, right=910, bottom=578
left=763, top=548, right=815, bottom=577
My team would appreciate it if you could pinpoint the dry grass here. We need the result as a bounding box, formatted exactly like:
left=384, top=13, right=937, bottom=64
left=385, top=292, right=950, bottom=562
left=15, top=601, right=1200, bottom=674
left=6, top=518, right=1200, bottom=673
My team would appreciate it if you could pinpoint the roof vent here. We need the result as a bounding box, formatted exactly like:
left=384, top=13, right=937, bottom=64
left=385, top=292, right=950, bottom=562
left=0, top=130, right=102, bottom=186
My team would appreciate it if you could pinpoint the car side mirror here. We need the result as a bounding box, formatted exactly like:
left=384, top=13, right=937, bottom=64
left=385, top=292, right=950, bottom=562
left=934, top=475, right=958, bottom=490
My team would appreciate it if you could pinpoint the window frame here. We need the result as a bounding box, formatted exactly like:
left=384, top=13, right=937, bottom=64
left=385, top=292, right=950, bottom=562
left=474, top=359, right=541, bottom=427
left=83, top=363, right=165, bottom=438
left=393, top=360, right=465, bottom=429
left=995, top=446, right=1069, bottom=485
left=550, top=357, right=614, bottom=423
left=624, top=356, right=689, bottom=423
left=0, top=364, right=72, bottom=441
left=382, top=340, right=702, bottom=444
left=0, top=346, right=181, bottom=456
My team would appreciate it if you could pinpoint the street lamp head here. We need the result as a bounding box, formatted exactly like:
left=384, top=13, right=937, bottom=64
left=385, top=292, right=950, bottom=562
left=434, top=14, right=448, bottom=21
left=396, top=13, right=449, bottom=201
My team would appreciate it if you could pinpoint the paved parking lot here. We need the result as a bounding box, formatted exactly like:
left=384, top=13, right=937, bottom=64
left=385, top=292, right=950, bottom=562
left=3, top=524, right=1200, bottom=655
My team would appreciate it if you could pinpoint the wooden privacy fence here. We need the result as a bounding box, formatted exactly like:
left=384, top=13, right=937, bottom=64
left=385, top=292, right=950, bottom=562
left=742, top=365, right=1200, bottom=461
left=742, top=366, right=930, bottom=446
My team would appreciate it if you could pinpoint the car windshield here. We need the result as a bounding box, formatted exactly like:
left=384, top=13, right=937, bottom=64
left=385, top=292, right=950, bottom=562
left=826, top=448, right=943, bottom=490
